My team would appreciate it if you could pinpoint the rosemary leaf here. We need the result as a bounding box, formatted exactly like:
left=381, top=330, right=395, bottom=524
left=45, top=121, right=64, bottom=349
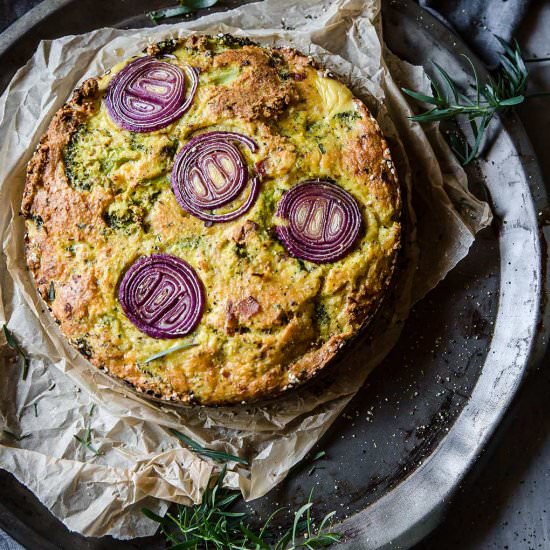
left=141, top=342, right=197, bottom=365
left=292, top=503, right=313, bottom=543
left=170, top=428, right=248, bottom=465
left=149, top=5, right=193, bottom=23
left=149, top=0, right=218, bottom=24
left=141, top=507, right=173, bottom=527
left=74, top=406, right=102, bottom=457
left=73, top=434, right=102, bottom=457
left=3, top=325, right=30, bottom=380
left=312, top=450, right=326, bottom=461
left=2, top=430, right=31, bottom=441
left=2, top=324, right=17, bottom=349
left=400, top=88, right=443, bottom=106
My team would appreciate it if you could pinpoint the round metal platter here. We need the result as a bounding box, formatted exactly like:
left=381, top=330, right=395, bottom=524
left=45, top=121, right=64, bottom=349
left=0, top=1, right=548, bottom=548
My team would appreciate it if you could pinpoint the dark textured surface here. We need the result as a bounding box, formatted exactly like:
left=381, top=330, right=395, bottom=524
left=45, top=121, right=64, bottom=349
left=0, top=1, right=549, bottom=549
left=0, top=0, right=42, bottom=32
left=416, top=2, right=550, bottom=548
left=419, top=0, right=532, bottom=65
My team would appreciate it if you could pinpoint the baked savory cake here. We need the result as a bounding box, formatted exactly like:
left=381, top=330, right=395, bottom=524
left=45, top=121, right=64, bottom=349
left=22, top=34, right=401, bottom=405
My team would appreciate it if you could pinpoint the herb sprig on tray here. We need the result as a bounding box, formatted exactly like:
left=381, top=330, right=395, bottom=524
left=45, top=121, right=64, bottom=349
left=149, top=0, right=219, bottom=24
left=142, top=466, right=341, bottom=549
left=402, top=37, right=549, bottom=164
left=170, top=428, right=249, bottom=465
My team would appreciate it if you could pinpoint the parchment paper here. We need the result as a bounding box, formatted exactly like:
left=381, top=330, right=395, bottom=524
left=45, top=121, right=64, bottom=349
left=0, top=0, right=492, bottom=539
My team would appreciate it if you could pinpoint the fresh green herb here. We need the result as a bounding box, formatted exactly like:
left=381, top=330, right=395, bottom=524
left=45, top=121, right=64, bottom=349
left=333, top=110, right=361, bottom=122
left=63, top=126, right=94, bottom=191
left=402, top=36, right=549, bottom=164
left=149, top=0, right=219, bottom=24
left=313, top=302, right=330, bottom=328
left=170, top=428, right=248, bottom=465
left=235, top=242, right=250, bottom=260
left=142, top=466, right=341, bottom=549
left=306, top=451, right=327, bottom=476
left=308, top=465, right=326, bottom=476
left=74, top=403, right=102, bottom=457
left=48, top=281, right=56, bottom=301
left=141, top=341, right=198, bottom=365
left=3, top=325, right=29, bottom=380
left=74, top=429, right=102, bottom=457
left=103, top=207, right=139, bottom=232
left=33, top=403, right=39, bottom=418
left=2, top=430, right=31, bottom=441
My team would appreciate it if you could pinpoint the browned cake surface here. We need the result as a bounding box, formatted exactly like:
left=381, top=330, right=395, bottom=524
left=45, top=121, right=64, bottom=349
left=22, top=35, right=401, bottom=405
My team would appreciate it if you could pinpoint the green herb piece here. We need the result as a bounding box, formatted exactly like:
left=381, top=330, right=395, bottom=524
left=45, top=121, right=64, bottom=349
left=48, top=281, right=56, bottom=301
left=74, top=405, right=102, bottom=457
left=401, top=36, right=540, bottom=164
left=141, top=341, right=198, bottom=365
left=74, top=428, right=102, bottom=457
left=142, top=467, right=341, bottom=549
left=149, top=0, right=218, bottom=24
left=2, top=430, right=31, bottom=441
left=170, top=428, right=248, bottom=465
left=333, top=110, right=361, bottom=122
left=3, top=325, right=29, bottom=380
left=306, top=451, right=327, bottom=476
left=312, top=450, right=326, bottom=461
left=33, top=403, right=38, bottom=418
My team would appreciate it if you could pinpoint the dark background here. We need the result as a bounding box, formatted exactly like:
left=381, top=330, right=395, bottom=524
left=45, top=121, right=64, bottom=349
left=0, top=1, right=549, bottom=549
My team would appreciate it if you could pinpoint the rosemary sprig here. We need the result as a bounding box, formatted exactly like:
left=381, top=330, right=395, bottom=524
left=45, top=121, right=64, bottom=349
left=74, top=404, right=102, bottom=457
left=2, top=430, right=32, bottom=442
left=170, top=428, right=249, bottom=465
left=142, top=466, right=341, bottom=549
left=149, top=0, right=218, bottom=24
left=3, top=325, right=29, bottom=380
left=401, top=36, right=544, bottom=164
left=141, top=341, right=197, bottom=365
left=74, top=429, right=102, bottom=457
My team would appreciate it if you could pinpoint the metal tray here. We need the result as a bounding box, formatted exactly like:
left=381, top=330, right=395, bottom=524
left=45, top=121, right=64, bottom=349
left=0, top=1, right=548, bottom=548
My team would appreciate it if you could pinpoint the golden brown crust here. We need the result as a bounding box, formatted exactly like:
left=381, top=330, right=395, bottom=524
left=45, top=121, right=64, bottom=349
left=208, top=47, right=297, bottom=121
left=23, top=35, right=401, bottom=406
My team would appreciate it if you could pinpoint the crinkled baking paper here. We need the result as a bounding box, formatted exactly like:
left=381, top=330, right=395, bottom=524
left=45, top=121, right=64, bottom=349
left=0, top=0, right=491, bottom=539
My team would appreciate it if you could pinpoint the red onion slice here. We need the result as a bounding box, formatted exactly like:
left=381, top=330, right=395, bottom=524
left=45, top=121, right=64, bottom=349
left=118, top=254, right=204, bottom=339
left=275, top=180, right=363, bottom=263
left=171, top=131, right=260, bottom=223
left=105, top=56, right=198, bottom=133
